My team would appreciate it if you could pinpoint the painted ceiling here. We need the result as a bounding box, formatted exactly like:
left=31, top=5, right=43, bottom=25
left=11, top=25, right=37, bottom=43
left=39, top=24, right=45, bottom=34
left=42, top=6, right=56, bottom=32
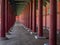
left=9, top=0, right=50, bottom=15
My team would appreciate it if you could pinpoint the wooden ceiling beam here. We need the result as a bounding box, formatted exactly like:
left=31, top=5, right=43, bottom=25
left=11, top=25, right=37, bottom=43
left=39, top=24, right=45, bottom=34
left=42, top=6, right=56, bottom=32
left=14, top=1, right=28, bottom=3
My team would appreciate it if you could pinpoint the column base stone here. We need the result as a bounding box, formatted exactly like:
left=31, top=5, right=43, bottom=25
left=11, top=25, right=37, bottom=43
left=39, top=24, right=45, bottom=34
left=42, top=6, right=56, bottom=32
left=27, top=28, right=31, bottom=32
left=27, top=29, right=30, bottom=32
left=34, top=35, right=48, bottom=39
left=44, top=43, right=48, bottom=45
left=30, top=32, right=37, bottom=35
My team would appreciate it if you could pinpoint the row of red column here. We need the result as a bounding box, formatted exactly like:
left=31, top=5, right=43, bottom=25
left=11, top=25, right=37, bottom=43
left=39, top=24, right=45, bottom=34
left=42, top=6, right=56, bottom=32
left=23, top=0, right=57, bottom=45
left=0, top=0, right=16, bottom=39
left=22, top=4, right=30, bottom=28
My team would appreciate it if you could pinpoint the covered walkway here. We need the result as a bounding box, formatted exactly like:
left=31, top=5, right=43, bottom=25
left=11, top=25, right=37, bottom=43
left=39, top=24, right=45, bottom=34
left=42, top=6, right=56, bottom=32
left=0, top=21, right=60, bottom=45
left=0, top=0, right=60, bottom=45
left=0, top=21, right=48, bottom=45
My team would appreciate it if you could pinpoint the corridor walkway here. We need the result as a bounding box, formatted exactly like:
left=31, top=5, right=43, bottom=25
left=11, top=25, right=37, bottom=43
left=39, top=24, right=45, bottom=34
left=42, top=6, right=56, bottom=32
left=0, top=21, right=60, bottom=45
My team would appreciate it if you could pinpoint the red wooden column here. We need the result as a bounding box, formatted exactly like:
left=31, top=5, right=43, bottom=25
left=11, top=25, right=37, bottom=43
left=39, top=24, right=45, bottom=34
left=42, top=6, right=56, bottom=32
left=30, top=0, right=33, bottom=30
left=24, top=6, right=27, bottom=27
left=23, top=9, right=25, bottom=26
left=30, top=0, right=36, bottom=34
left=49, top=0, right=57, bottom=45
left=27, top=4, right=30, bottom=28
left=8, top=2, right=11, bottom=30
left=24, top=8, right=27, bottom=26
left=26, top=5, right=29, bottom=29
left=45, top=6, right=47, bottom=29
left=5, top=0, right=8, bottom=33
left=35, top=0, right=47, bottom=39
left=0, top=0, right=6, bottom=39
left=58, top=1, right=60, bottom=31
left=26, top=3, right=32, bottom=31
left=25, top=5, right=30, bottom=29
left=38, top=0, right=43, bottom=37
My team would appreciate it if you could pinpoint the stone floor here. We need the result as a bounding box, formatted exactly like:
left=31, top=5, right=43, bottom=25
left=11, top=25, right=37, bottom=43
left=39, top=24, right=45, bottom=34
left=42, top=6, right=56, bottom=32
left=0, top=22, right=60, bottom=45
